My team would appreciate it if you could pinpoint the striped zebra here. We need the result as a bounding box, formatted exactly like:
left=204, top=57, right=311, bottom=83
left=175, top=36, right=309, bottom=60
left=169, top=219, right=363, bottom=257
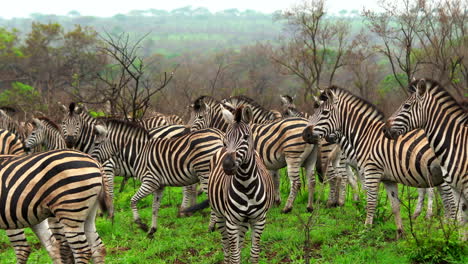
left=280, top=94, right=360, bottom=206
left=24, top=117, right=66, bottom=152
left=222, top=95, right=282, bottom=122
left=60, top=103, right=197, bottom=214
left=92, top=119, right=224, bottom=238
left=189, top=96, right=317, bottom=213
left=209, top=105, right=274, bottom=264
left=384, top=79, right=467, bottom=227
left=0, top=108, right=27, bottom=141
left=139, top=112, right=184, bottom=129
left=302, top=86, right=455, bottom=238
left=0, top=149, right=112, bottom=263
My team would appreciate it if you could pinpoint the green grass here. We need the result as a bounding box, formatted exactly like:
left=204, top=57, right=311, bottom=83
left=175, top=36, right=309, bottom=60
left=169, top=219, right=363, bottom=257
left=0, top=170, right=467, bottom=263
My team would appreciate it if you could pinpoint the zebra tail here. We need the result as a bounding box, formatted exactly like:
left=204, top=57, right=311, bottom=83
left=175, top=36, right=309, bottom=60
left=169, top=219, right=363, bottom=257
left=316, top=147, right=324, bottom=183
left=98, top=168, right=114, bottom=220
left=182, top=199, right=210, bottom=213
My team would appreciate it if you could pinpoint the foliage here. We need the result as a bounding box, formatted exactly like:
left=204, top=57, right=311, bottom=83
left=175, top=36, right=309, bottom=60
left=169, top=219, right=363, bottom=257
left=0, top=82, right=45, bottom=113
left=378, top=73, right=408, bottom=96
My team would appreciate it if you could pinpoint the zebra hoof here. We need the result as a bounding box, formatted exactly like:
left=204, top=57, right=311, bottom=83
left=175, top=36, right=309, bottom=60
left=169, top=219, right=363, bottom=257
left=135, top=219, right=149, bottom=232
left=306, top=206, right=314, bottom=213
left=281, top=207, right=292, bottom=214
left=147, top=227, right=157, bottom=239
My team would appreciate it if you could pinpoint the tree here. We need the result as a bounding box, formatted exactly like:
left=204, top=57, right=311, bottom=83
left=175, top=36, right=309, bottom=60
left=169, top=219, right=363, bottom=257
left=272, top=0, right=351, bottom=102
left=98, top=32, right=176, bottom=120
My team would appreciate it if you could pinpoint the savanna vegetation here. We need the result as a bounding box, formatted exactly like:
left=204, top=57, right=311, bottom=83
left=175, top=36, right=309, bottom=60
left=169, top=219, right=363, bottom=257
left=0, top=0, right=466, bottom=263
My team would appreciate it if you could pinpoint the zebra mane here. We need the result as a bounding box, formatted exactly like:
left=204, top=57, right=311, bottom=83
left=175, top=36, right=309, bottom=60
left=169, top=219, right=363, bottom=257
left=226, top=95, right=275, bottom=119
left=37, top=117, right=60, bottom=131
left=0, top=106, right=17, bottom=116
left=69, top=102, right=76, bottom=115
left=327, top=86, right=385, bottom=121
left=98, top=118, right=150, bottom=137
left=409, top=78, right=467, bottom=113
left=193, top=96, right=220, bottom=110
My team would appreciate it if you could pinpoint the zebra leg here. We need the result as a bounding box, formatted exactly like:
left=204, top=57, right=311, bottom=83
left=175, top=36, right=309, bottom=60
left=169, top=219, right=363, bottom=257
left=326, top=163, right=339, bottom=208
left=282, top=159, right=301, bottom=213
left=250, top=217, right=266, bottom=264
left=84, top=202, right=106, bottom=264
left=304, top=153, right=316, bottom=212
left=451, top=187, right=468, bottom=241
left=31, top=219, right=62, bottom=264
left=346, top=165, right=360, bottom=202
left=226, top=220, right=241, bottom=264
left=238, top=222, right=249, bottom=250
left=217, top=218, right=230, bottom=262
left=270, top=170, right=281, bottom=206
left=412, top=188, right=426, bottom=219
left=364, top=171, right=382, bottom=227
left=102, top=160, right=116, bottom=200
left=178, top=184, right=197, bottom=217
left=148, top=188, right=165, bottom=239
left=209, top=211, right=217, bottom=232
left=437, top=182, right=457, bottom=220
left=337, top=163, right=348, bottom=207
left=62, top=224, right=92, bottom=264
left=425, top=188, right=435, bottom=219
left=130, top=179, right=158, bottom=232
left=383, top=182, right=404, bottom=239
left=119, top=176, right=130, bottom=193
left=48, top=218, right=74, bottom=264
left=6, top=229, right=31, bottom=264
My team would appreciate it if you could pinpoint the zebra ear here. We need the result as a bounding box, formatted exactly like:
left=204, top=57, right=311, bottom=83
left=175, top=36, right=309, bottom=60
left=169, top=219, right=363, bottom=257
left=242, top=106, right=253, bottom=124
left=221, top=105, right=235, bottom=124
left=221, top=102, right=235, bottom=113
left=329, top=89, right=337, bottom=104
left=280, top=95, right=290, bottom=105
left=416, top=79, right=426, bottom=98
left=32, top=118, right=42, bottom=128
left=94, top=125, right=108, bottom=137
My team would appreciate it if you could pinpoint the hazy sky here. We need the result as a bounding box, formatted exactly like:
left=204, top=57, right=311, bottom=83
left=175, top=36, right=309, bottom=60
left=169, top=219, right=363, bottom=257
left=0, top=0, right=380, bottom=18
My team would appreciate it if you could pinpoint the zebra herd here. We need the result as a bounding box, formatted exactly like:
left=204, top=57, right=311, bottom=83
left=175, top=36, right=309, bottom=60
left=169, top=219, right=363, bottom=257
left=0, top=78, right=465, bottom=263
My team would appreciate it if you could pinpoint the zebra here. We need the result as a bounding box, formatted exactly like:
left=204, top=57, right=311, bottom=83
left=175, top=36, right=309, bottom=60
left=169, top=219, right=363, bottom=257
left=0, top=149, right=112, bottom=263
left=208, top=105, right=274, bottom=264
left=60, top=103, right=197, bottom=214
left=222, top=95, right=282, bottom=122
left=384, top=79, right=467, bottom=231
left=91, top=118, right=224, bottom=238
left=0, top=108, right=27, bottom=141
left=138, top=112, right=184, bottom=129
left=189, top=96, right=317, bottom=213
left=24, top=117, right=66, bottom=152
left=280, top=94, right=360, bottom=206
left=301, top=86, right=455, bottom=238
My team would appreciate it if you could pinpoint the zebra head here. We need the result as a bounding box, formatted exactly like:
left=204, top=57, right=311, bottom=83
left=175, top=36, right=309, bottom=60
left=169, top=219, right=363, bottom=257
left=383, top=79, right=429, bottom=140
left=221, top=106, right=253, bottom=175
left=61, top=102, right=84, bottom=148
left=24, top=118, right=45, bottom=152
left=189, top=97, right=212, bottom=131
left=91, top=122, right=110, bottom=163
left=302, top=88, right=339, bottom=144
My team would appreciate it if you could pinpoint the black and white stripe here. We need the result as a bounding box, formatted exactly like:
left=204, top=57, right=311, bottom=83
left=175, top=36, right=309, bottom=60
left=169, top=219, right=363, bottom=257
left=302, top=86, right=454, bottom=238
left=189, top=96, right=317, bottom=213
left=92, top=119, right=224, bottom=238
left=385, top=79, right=467, bottom=227
left=209, top=106, right=274, bottom=264
left=24, top=117, right=66, bottom=152
left=0, top=149, right=112, bottom=263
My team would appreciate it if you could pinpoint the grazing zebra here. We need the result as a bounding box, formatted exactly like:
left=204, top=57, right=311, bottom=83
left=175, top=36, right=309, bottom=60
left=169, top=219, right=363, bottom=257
left=92, top=119, right=224, bottom=238
left=60, top=103, right=197, bottom=213
left=24, top=117, right=67, bottom=152
left=189, top=96, right=317, bottom=213
left=209, top=106, right=274, bottom=264
left=0, top=149, right=112, bottom=263
left=280, top=94, right=360, bottom=206
left=302, top=86, right=455, bottom=238
left=384, top=79, right=467, bottom=230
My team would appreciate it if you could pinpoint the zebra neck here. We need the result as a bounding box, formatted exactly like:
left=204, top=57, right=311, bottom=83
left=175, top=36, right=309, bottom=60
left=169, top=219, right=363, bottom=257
left=235, top=154, right=258, bottom=180
left=76, top=114, right=97, bottom=153
left=422, top=96, right=467, bottom=168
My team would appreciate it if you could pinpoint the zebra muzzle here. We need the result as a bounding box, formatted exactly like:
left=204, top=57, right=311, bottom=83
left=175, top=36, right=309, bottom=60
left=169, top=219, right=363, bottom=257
left=65, top=136, right=76, bottom=148
left=222, top=153, right=237, bottom=175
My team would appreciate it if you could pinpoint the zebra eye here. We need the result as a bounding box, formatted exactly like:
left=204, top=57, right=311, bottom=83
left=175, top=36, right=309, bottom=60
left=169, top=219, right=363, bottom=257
left=243, top=135, right=249, bottom=140
left=322, top=109, right=330, bottom=115
left=403, top=104, right=411, bottom=110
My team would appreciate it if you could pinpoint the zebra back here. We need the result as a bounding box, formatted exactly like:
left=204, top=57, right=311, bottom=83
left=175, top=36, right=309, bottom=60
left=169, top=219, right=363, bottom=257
left=222, top=95, right=282, bottom=123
